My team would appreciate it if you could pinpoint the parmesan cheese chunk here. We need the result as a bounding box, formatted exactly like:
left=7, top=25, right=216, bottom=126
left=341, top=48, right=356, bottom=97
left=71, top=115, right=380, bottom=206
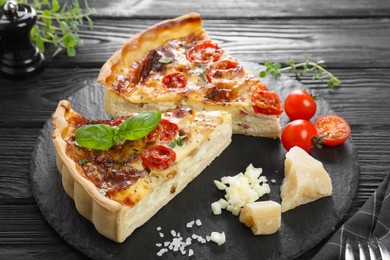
left=280, top=146, right=333, bottom=213
left=239, top=201, right=281, bottom=235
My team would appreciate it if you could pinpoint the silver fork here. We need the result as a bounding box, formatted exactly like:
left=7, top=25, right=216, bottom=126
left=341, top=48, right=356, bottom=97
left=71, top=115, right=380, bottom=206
left=345, top=238, right=390, bottom=260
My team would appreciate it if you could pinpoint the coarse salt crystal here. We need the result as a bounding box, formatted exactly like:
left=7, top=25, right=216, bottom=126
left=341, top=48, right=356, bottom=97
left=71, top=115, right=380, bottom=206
left=186, top=220, right=195, bottom=228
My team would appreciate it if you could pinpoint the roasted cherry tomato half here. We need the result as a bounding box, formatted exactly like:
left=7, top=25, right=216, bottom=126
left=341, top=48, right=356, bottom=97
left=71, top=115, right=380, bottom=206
left=281, top=119, right=318, bottom=152
left=205, top=59, right=244, bottom=82
left=284, top=89, right=317, bottom=120
left=145, top=119, right=179, bottom=143
left=186, top=40, right=223, bottom=63
left=251, top=85, right=283, bottom=116
left=162, top=72, right=188, bottom=89
left=314, top=115, right=351, bottom=146
left=141, top=145, right=176, bottom=171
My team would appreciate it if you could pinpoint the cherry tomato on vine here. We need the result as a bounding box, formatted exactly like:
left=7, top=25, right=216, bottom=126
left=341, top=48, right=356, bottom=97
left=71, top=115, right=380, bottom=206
left=281, top=119, right=318, bottom=153
left=314, top=115, right=351, bottom=146
left=284, top=89, right=317, bottom=120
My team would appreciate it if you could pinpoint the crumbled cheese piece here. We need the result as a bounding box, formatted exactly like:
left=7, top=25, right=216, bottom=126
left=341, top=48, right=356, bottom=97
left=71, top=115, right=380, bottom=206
left=211, top=201, right=222, bottom=215
left=210, top=232, right=226, bottom=245
left=156, top=226, right=162, bottom=231
left=188, top=249, right=194, bottom=256
left=212, top=164, right=270, bottom=216
left=271, top=179, right=276, bottom=184
left=214, top=180, right=227, bottom=190
left=195, top=219, right=202, bottom=226
left=159, top=232, right=164, bottom=238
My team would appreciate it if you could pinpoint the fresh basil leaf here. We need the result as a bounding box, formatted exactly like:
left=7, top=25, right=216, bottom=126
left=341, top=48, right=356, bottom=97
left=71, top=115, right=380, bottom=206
left=118, top=112, right=161, bottom=140
left=159, top=57, right=172, bottom=64
left=75, top=124, right=116, bottom=150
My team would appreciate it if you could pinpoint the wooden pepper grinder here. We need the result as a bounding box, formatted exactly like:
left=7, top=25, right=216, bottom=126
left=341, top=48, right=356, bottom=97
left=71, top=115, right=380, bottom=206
left=0, top=0, right=44, bottom=79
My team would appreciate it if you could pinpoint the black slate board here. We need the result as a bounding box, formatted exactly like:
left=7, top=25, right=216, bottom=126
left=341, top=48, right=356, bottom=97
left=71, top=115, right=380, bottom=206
left=30, top=63, right=359, bottom=259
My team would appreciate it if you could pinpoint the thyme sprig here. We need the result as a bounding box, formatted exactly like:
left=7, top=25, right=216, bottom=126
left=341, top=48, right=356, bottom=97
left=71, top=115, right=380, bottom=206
left=260, top=55, right=341, bottom=89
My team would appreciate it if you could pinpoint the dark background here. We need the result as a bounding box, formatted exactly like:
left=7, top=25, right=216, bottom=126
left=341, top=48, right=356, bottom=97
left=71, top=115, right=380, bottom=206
left=1, top=0, right=390, bottom=259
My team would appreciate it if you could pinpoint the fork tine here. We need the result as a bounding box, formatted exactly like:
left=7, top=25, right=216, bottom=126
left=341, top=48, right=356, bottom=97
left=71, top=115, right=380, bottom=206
left=368, top=243, right=377, bottom=260
left=358, top=242, right=368, bottom=260
left=376, top=238, right=390, bottom=260
left=345, top=240, right=355, bottom=260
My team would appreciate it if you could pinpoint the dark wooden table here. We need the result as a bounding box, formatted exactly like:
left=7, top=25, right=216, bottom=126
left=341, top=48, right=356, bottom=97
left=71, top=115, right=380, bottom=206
left=1, top=0, right=390, bottom=259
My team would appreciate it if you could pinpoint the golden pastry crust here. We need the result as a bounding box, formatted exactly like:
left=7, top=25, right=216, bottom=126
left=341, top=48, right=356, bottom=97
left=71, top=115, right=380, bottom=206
left=52, top=101, right=123, bottom=241
left=52, top=100, right=232, bottom=242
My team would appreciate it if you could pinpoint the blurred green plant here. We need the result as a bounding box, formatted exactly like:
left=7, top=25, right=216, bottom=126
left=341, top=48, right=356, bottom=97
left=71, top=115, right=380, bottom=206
left=0, top=0, right=96, bottom=57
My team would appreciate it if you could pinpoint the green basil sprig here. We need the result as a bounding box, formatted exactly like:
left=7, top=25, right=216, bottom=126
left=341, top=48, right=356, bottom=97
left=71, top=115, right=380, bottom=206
left=75, top=112, right=161, bottom=150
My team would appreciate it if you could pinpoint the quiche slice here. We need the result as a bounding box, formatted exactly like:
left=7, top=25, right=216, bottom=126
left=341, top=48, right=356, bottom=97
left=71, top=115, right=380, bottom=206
left=97, top=12, right=283, bottom=138
left=52, top=100, right=232, bottom=242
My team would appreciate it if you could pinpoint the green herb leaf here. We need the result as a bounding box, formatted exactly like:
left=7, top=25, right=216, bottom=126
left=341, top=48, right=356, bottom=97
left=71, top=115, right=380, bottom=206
left=170, top=135, right=186, bottom=148
left=159, top=57, right=173, bottom=64
left=78, top=159, right=88, bottom=165
left=9, top=0, right=97, bottom=57
left=75, top=124, right=116, bottom=151
left=117, top=112, right=162, bottom=141
left=259, top=56, right=341, bottom=89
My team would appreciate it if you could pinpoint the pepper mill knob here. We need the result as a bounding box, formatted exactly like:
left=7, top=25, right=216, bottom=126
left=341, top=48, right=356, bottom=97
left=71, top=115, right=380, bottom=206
left=0, top=0, right=45, bottom=79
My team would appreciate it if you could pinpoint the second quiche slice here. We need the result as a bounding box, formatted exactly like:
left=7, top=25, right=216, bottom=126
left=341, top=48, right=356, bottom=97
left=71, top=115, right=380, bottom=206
left=97, top=12, right=283, bottom=138
left=52, top=100, right=232, bottom=242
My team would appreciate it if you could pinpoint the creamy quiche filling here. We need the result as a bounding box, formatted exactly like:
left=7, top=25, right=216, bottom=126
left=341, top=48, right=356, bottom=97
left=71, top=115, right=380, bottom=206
left=62, top=107, right=222, bottom=206
left=110, top=31, right=283, bottom=116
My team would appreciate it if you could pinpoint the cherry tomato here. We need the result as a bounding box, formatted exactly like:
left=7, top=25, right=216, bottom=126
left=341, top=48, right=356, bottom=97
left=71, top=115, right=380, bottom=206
left=284, top=89, right=317, bottom=120
left=186, top=40, right=223, bottom=63
left=314, top=115, right=351, bottom=146
left=141, top=145, right=176, bottom=170
left=162, top=72, right=188, bottom=89
left=205, top=59, right=244, bottom=82
left=281, top=119, right=318, bottom=152
left=251, top=85, right=283, bottom=116
left=145, top=119, right=179, bottom=143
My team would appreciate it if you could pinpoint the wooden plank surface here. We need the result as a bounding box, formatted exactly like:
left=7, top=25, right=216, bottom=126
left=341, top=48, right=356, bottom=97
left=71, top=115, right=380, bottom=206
left=87, top=0, right=390, bottom=18
left=1, top=68, right=390, bottom=125
left=1, top=0, right=390, bottom=258
left=40, top=18, right=390, bottom=68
